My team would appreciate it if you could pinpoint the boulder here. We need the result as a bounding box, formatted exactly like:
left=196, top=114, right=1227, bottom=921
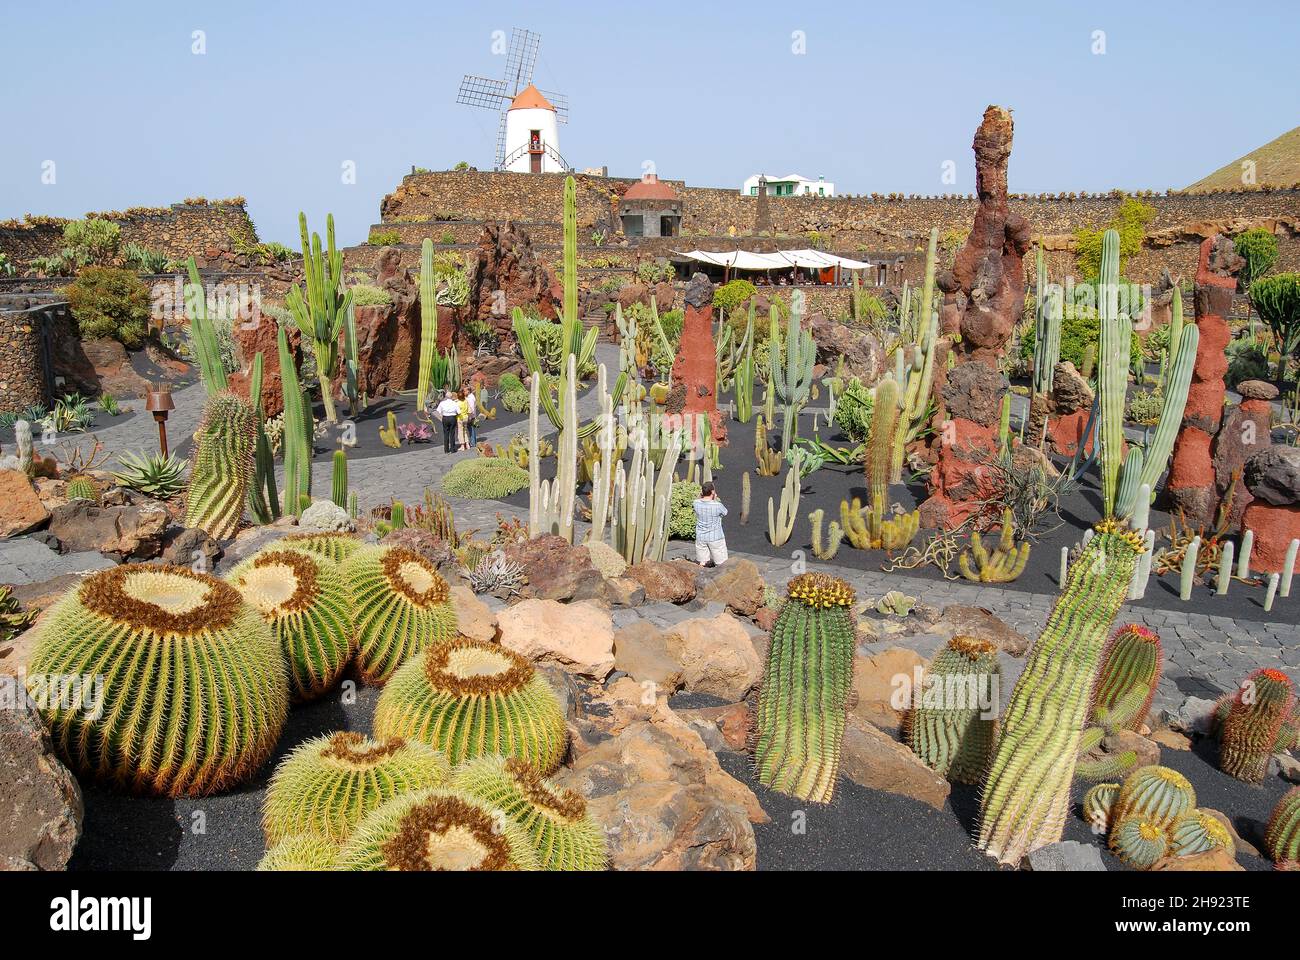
left=941, top=361, right=1006, bottom=425
left=1214, top=392, right=1274, bottom=528
left=80, top=337, right=152, bottom=400
left=926, top=605, right=1030, bottom=657
left=1239, top=501, right=1300, bottom=573
left=47, top=500, right=169, bottom=560
left=497, top=599, right=615, bottom=679
left=675, top=702, right=751, bottom=753
left=1023, top=841, right=1107, bottom=872
left=229, top=313, right=304, bottom=418
left=662, top=612, right=761, bottom=701
left=852, top=647, right=927, bottom=734
left=600, top=577, right=646, bottom=608
left=161, top=527, right=223, bottom=570
left=503, top=534, right=605, bottom=602
left=581, top=540, right=627, bottom=580
left=807, top=311, right=886, bottom=382
left=463, top=222, right=558, bottom=351
left=0, top=694, right=83, bottom=870
left=1162, top=695, right=1220, bottom=737
left=626, top=559, right=698, bottom=603
left=839, top=714, right=952, bottom=810
left=1244, top=446, right=1300, bottom=507
left=1151, top=847, right=1243, bottom=871
left=449, top=584, right=497, bottom=643
left=298, top=499, right=353, bottom=533
left=697, top=558, right=765, bottom=617
left=613, top=621, right=684, bottom=692
left=0, top=469, right=50, bottom=539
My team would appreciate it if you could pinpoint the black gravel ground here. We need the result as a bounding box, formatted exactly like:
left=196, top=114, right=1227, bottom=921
left=68, top=682, right=1285, bottom=872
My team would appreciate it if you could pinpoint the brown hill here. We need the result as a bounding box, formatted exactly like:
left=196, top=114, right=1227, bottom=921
left=1187, top=126, right=1300, bottom=191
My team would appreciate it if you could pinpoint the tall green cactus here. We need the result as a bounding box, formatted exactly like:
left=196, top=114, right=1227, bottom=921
left=771, top=297, right=814, bottom=454
left=183, top=392, right=257, bottom=540
left=247, top=352, right=280, bottom=524
left=342, top=299, right=360, bottom=417
left=277, top=325, right=312, bottom=517
left=977, top=521, right=1148, bottom=864
left=891, top=227, right=939, bottom=481
left=184, top=257, right=228, bottom=394
left=416, top=238, right=439, bottom=412
left=766, top=464, right=800, bottom=547
left=286, top=213, right=352, bottom=424
left=331, top=449, right=348, bottom=510
left=1097, top=229, right=1130, bottom=517
left=905, top=636, right=1001, bottom=784
left=754, top=573, right=857, bottom=803
left=868, top=378, right=899, bottom=545
left=1031, top=243, right=1062, bottom=396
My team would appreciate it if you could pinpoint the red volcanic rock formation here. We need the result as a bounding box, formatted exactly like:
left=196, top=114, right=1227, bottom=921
left=668, top=273, right=727, bottom=445
left=1166, top=236, right=1242, bottom=529
left=921, top=106, right=1030, bottom=530
left=464, top=221, right=557, bottom=347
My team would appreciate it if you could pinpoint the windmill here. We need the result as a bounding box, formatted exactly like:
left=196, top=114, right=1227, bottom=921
left=457, top=28, right=570, bottom=170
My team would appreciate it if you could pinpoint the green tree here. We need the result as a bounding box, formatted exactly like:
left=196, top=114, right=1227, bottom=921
left=62, top=266, right=151, bottom=348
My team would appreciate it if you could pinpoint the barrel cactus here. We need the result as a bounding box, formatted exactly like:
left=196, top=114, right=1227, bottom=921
left=1220, top=668, right=1296, bottom=783
left=256, top=833, right=339, bottom=871
left=904, top=636, right=1000, bottom=783
left=342, top=545, right=458, bottom=684
left=374, top=636, right=567, bottom=774
left=227, top=546, right=356, bottom=701
left=753, top=572, right=856, bottom=803
left=262, top=732, right=450, bottom=845
left=1081, top=782, right=1120, bottom=834
left=1109, top=816, right=1170, bottom=870
left=1091, top=624, right=1162, bottom=732
left=1168, top=809, right=1234, bottom=859
left=1112, top=765, right=1196, bottom=828
left=1264, top=787, right=1300, bottom=868
left=450, top=755, right=607, bottom=871
left=24, top=565, right=287, bottom=796
left=183, top=391, right=257, bottom=540
left=281, top=531, right=362, bottom=564
left=336, top=788, right=541, bottom=871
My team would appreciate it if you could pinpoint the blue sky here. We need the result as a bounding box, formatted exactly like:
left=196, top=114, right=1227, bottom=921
left=3, top=0, right=1297, bottom=246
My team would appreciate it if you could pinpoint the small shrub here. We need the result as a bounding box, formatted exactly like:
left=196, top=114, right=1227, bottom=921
left=63, top=217, right=121, bottom=264
left=368, top=230, right=400, bottom=246
left=62, top=266, right=151, bottom=348
left=349, top=284, right=392, bottom=307
left=441, top=457, right=529, bottom=500
left=833, top=378, right=874, bottom=443
left=668, top=480, right=701, bottom=539
left=713, top=279, right=756, bottom=314
left=1020, top=303, right=1142, bottom=372
left=1125, top=389, right=1164, bottom=425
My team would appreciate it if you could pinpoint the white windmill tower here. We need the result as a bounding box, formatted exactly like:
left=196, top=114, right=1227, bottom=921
left=456, top=28, right=570, bottom=173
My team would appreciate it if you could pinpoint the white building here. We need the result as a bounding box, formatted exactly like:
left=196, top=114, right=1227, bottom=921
left=740, top=173, right=835, bottom=197
left=503, top=84, right=566, bottom=174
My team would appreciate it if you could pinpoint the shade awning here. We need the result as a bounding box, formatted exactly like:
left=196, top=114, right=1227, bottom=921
left=672, top=249, right=872, bottom=271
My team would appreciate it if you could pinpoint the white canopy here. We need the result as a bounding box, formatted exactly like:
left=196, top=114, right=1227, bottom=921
left=672, top=248, right=872, bottom=272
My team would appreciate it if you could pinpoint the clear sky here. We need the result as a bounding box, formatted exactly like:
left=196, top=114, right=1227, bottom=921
left=3, top=0, right=1297, bottom=246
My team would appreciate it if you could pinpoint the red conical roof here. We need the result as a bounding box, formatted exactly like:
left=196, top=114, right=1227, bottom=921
left=508, top=84, right=556, bottom=112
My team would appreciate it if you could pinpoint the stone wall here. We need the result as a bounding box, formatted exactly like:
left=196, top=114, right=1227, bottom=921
left=0, top=201, right=259, bottom=266
left=0, top=304, right=57, bottom=414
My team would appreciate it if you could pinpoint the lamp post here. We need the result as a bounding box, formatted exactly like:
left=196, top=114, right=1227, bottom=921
left=146, top=385, right=175, bottom=457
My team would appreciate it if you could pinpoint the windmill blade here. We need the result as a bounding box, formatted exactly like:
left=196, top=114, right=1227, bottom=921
left=457, top=74, right=508, bottom=110
left=504, top=28, right=540, bottom=93
left=494, top=112, right=508, bottom=169
left=539, top=89, right=569, bottom=123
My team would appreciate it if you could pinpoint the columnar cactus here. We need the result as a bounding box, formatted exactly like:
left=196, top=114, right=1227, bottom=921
left=256, top=833, right=339, bottom=871
left=904, top=636, right=1001, bottom=783
left=1220, top=668, right=1296, bottom=783
left=1112, top=765, right=1196, bottom=828
left=331, top=449, right=348, bottom=510
left=958, top=509, right=1030, bottom=583
left=373, top=636, right=568, bottom=775
left=753, top=573, right=857, bottom=803
left=1264, top=787, right=1300, bottom=868
left=336, top=788, right=541, bottom=871
left=226, top=547, right=356, bottom=702
left=1109, top=816, right=1170, bottom=870
left=262, top=731, right=450, bottom=845
left=416, top=238, right=439, bottom=412
left=342, top=545, right=457, bottom=684
left=450, top=755, right=607, bottom=871
left=1091, top=624, right=1163, bottom=732
left=183, top=391, right=257, bottom=540
left=978, top=521, right=1147, bottom=864
left=771, top=297, right=815, bottom=453
left=24, top=565, right=288, bottom=797
left=286, top=212, right=352, bottom=424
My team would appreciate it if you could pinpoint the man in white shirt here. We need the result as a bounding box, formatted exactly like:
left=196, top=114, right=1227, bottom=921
left=435, top=391, right=460, bottom=453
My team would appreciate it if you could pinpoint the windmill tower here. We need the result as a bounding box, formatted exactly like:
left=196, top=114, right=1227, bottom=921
left=456, top=28, right=570, bottom=173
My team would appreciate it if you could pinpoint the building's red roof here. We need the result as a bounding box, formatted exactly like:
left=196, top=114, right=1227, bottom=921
left=624, top=174, right=677, bottom=201
left=508, top=84, right=556, bottom=112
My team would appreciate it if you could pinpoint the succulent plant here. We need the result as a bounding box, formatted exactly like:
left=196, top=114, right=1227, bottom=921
left=262, top=731, right=450, bottom=845
left=465, top=551, right=525, bottom=596
left=336, top=788, right=540, bottom=871
left=24, top=565, right=287, bottom=796
left=1264, top=787, right=1300, bottom=868
left=1112, top=765, right=1196, bottom=828
left=1091, top=624, right=1162, bottom=733
left=1220, top=668, right=1296, bottom=783
left=374, top=635, right=567, bottom=774
left=341, top=545, right=458, bottom=685
left=0, top=586, right=35, bottom=645
left=1081, top=782, right=1120, bottom=834
left=65, top=475, right=98, bottom=502
left=110, top=451, right=188, bottom=498
left=904, top=636, right=1000, bottom=783
left=753, top=573, right=857, bottom=803
left=1109, top=815, right=1170, bottom=870
left=450, top=755, right=607, bottom=871
left=226, top=547, right=356, bottom=702
left=256, top=833, right=339, bottom=871
left=1168, top=809, right=1234, bottom=859
left=183, top=391, right=257, bottom=540
left=958, top=509, right=1030, bottom=582
left=280, top=531, right=361, bottom=564
left=441, top=456, right=530, bottom=499
left=873, top=590, right=915, bottom=617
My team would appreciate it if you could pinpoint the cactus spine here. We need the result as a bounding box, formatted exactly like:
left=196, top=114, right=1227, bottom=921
left=1220, top=668, right=1296, bottom=783
left=286, top=213, right=352, bottom=424
left=977, top=522, right=1147, bottom=864
left=904, top=636, right=1000, bottom=783
left=183, top=391, right=257, bottom=540
left=257, top=833, right=338, bottom=871
left=753, top=573, right=857, bottom=803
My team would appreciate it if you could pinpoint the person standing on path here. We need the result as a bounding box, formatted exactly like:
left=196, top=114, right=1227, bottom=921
left=692, top=481, right=729, bottom=567
left=435, top=390, right=460, bottom=454
left=464, top=386, right=478, bottom=449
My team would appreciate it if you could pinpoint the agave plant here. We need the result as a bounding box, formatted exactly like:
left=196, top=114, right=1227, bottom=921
left=111, top=450, right=188, bottom=498
left=465, top=550, right=525, bottom=596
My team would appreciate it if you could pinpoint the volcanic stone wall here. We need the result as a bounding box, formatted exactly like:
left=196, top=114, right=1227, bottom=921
left=0, top=304, right=56, bottom=414
left=0, top=201, right=258, bottom=265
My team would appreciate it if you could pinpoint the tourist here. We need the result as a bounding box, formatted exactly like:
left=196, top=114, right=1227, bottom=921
left=435, top=390, right=460, bottom=453
left=464, top=386, right=479, bottom=448
left=455, top=388, right=471, bottom=451
left=692, top=481, right=728, bottom=568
